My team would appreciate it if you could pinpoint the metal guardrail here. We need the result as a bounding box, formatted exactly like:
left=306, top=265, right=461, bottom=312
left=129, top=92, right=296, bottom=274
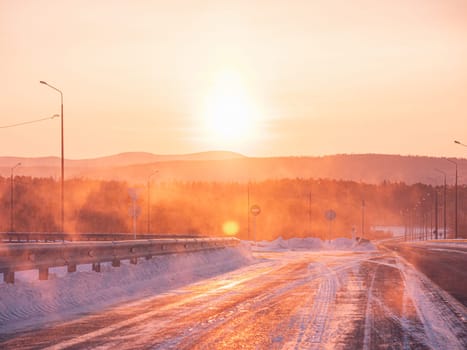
left=0, top=232, right=204, bottom=243
left=0, top=237, right=239, bottom=284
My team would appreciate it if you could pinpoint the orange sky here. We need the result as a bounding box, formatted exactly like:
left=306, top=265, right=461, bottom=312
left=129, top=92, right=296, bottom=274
left=1, top=0, right=467, bottom=159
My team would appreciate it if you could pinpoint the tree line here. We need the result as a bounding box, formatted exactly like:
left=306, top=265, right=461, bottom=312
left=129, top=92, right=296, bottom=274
left=1, top=176, right=465, bottom=241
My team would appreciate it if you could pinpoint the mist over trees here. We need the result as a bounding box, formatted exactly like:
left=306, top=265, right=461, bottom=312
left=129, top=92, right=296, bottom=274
left=2, top=154, right=466, bottom=185
left=1, top=176, right=465, bottom=241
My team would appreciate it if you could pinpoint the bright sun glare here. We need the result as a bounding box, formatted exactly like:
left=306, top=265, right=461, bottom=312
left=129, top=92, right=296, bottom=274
left=222, top=220, right=239, bottom=236
left=202, top=71, right=260, bottom=146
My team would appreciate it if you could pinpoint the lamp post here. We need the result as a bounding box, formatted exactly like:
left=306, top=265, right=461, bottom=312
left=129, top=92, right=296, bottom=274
left=435, top=169, right=447, bottom=239
left=361, top=199, right=365, bottom=238
left=10, top=162, right=21, bottom=232
left=247, top=180, right=251, bottom=241
left=419, top=197, right=427, bottom=240
left=40, top=81, right=64, bottom=233
left=413, top=202, right=421, bottom=241
left=446, top=159, right=458, bottom=239
left=454, top=140, right=467, bottom=148
left=147, top=170, right=159, bottom=233
left=454, top=140, right=466, bottom=239
left=308, top=191, right=312, bottom=235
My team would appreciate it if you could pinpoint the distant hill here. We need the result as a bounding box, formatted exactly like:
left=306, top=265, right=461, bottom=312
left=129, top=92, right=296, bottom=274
left=1, top=152, right=466, bottom=185
left=0, top=150, right=245, bottom=168
left=0, top=151, right=245, bottom=178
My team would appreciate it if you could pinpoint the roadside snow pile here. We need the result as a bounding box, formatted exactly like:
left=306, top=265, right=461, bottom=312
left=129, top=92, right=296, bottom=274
left=252, top=237, right=376, bottom=252
left=0, top=244, right=254, bottom=334
left=330, top=237, right=372, bottom=250
left=288, top=237, right=324, bottom=250
left=255, top=236, right=290, bottom=250
left=330, top=237, right=355, bottom=249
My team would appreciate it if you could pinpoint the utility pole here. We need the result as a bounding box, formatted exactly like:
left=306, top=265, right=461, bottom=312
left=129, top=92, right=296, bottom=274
left=446, top=159, right=458, bottom=238
left=361, top=199, right=365, bottom=238
left=40, top=81, right=64, bottom=233
left=247, top=181, right=250, bottom=241
left=308, top=192, right=312, bottom=235
left=434, top=190, right=439, bottom=239
left=147, top=170, right=158, bottom=233
left=10, top=163, right=21, bottom=232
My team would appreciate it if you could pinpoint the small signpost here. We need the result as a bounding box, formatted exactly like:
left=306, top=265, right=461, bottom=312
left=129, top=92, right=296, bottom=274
left=325, top=209, right=336, bottom=241
left=250, top=204, right=261, bottom=245
left=325, top=209, right=336, bottom=221
left=250, top=204, right=261, bottom=216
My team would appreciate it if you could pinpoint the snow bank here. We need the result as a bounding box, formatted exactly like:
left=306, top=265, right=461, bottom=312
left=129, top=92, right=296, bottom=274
left=407, top=240, right=467, bottom=250
left=0, top=237, right=376, bottom=334
left=251, top=237, right=376, bottom=252
left=0, top=244, right=254, bottom=334
left=289, top=237, right=324, bottom=250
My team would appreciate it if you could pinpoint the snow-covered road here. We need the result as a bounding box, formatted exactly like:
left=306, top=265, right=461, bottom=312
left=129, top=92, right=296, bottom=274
left=0, top=239, right=466, bottom=349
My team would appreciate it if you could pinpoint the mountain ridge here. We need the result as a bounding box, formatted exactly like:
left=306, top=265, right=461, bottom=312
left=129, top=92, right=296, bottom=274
left=0, top=150, right=246, bottom=168
left=1, top=152, right=466, bottom=185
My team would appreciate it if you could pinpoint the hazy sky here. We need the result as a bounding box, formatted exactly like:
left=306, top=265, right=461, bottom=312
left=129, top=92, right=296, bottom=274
left=1, top=0, right=467, bottom=159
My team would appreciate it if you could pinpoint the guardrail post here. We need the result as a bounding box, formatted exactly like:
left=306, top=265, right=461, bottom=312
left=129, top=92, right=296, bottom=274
left=3, top=270, right=15, bottom=284
left=130, top=257, right=138, bottom=265
left=112, top=259, right=120, bottom=267
left=39, top=267, right=49, bottom=281
left=92, top=262, right=101, bottom=272
left=67, top=263, right=77, bottom=273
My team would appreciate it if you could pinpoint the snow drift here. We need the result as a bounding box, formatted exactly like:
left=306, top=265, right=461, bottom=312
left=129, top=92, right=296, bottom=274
left=253, top=237, right=376, bottom=252
left=0, top=244, right=254, bottom=334
left=0, top=237, right=375, bottom=334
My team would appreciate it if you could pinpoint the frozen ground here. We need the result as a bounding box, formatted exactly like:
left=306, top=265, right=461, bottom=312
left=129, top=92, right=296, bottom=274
left=0, top=237, right=466, bottom=349
left=0, top=237, right=370, bottom=334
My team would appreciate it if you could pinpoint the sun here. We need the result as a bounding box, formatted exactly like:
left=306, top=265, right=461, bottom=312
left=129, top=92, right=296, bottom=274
left=222, top=220, right=240, bottom=236
left=202, top=70, right=259, bottom=146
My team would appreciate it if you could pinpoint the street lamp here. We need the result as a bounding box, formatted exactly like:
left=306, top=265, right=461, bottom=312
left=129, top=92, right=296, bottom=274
left=308, top=191, right=312, bottom=235
left=361, top=199, right=365, bottom=238
left=446, top=158, right=458, bottom=239
left=454, top=140, right=467, bottom=148
left=412, top=204, right=419, bottom=241
left=454, top=140, right=466, bottom=239
left=10, top=162, right=21, bottom=232
left=40, top=81, right=64, bottom=233
left=434, top=169, right=447, bottom=239
left=419, top=197, right=428, bottom=240
left=247, top=180, right=251, bottom=241
left=147, top=170, right=159, bottom=233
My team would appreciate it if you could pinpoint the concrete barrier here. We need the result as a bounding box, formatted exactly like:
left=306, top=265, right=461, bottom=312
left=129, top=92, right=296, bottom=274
left=0, top=237, right=239, bottom=284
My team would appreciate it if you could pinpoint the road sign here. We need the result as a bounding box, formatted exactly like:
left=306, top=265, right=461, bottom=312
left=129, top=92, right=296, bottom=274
left=250, top=204, right=261, bottom=216
left=128, top=188, right=138, bottom=200
left=250, top=205, right=261, bottom=246
left=325, top=209, right=336, bottom=221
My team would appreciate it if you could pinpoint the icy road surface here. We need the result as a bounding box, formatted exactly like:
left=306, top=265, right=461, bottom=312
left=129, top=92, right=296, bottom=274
left=1, top=247, right=466, bottom=349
